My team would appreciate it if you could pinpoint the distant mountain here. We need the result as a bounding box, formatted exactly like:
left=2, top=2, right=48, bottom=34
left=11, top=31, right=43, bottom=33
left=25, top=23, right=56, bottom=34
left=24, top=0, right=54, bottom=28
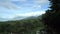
left=23, top=16, right=37, bottom=20
left=0, top=18, right=8, bottom=21
left=11, top=16, right=27, bottom=21
left=0, top=16, right=26, bottom=21
left=0, top=15, right=41, bottom=21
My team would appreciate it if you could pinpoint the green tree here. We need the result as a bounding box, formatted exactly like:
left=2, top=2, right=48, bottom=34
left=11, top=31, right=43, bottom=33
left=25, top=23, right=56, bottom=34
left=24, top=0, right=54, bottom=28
left=42, top=0, right=60, bottom=34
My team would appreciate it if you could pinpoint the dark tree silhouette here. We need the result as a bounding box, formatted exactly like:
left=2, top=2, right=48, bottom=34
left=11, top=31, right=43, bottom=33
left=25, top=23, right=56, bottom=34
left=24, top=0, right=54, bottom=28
left=42, top=0, right=60, bottom=34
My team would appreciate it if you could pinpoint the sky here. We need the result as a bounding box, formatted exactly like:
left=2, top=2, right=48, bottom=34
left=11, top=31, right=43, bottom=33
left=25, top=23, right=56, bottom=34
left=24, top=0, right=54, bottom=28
left=0, top=0, right=50, bottom=21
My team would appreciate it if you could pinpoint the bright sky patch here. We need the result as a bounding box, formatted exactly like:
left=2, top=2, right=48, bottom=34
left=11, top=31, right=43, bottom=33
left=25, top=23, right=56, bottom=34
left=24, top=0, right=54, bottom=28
left=0, top=0, right=50, bottom=21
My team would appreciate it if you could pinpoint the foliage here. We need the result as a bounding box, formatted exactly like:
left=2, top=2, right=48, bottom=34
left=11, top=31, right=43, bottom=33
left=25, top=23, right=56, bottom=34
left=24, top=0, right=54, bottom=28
left=42, top=0, right=60, bottom=34
left=0, top=16, right=44, bottom=34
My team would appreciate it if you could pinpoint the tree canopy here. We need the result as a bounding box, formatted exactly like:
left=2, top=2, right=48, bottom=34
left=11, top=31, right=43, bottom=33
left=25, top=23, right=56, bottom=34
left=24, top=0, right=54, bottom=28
left=42, top=0, right=60, bottom=34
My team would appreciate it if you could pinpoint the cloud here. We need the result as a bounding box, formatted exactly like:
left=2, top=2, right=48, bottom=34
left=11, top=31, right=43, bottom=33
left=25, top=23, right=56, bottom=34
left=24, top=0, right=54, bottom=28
left=32, top=5, right=41, bottom=9
left=0, top=0, right=49, bottom=9
left=0, top=11, right=45, bottom=19
left=11, top=0, right=27, bottom=2
left=16, top=11, right=45, bottom=17
left=0, top=0, right=24, bottom=9
left=34, top=0, right=49, bottom=4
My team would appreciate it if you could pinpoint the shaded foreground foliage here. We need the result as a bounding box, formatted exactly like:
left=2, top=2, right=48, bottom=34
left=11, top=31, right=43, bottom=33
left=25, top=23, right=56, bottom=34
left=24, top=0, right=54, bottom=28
left=0, top=16, right=44, bottom=34
left=42, top=0, right=60, bottom=34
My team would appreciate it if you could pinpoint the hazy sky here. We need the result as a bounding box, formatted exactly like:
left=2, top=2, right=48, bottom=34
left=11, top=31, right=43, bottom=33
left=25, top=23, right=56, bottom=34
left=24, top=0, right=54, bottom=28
left=0, top=0, right=50, bottom=20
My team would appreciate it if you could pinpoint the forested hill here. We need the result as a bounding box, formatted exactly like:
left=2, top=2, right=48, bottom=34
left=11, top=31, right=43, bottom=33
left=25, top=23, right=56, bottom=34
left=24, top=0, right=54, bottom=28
left=0, top=15, right=44, bottom=34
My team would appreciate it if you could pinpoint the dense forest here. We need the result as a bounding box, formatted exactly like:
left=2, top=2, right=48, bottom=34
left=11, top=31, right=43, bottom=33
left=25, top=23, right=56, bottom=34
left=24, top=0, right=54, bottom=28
left=0, top=16, right=44, bottom=34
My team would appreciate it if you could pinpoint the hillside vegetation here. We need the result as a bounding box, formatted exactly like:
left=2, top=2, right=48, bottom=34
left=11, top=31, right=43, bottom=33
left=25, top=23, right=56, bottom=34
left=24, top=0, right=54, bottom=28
left=0, top=16, right=44, bottom=34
